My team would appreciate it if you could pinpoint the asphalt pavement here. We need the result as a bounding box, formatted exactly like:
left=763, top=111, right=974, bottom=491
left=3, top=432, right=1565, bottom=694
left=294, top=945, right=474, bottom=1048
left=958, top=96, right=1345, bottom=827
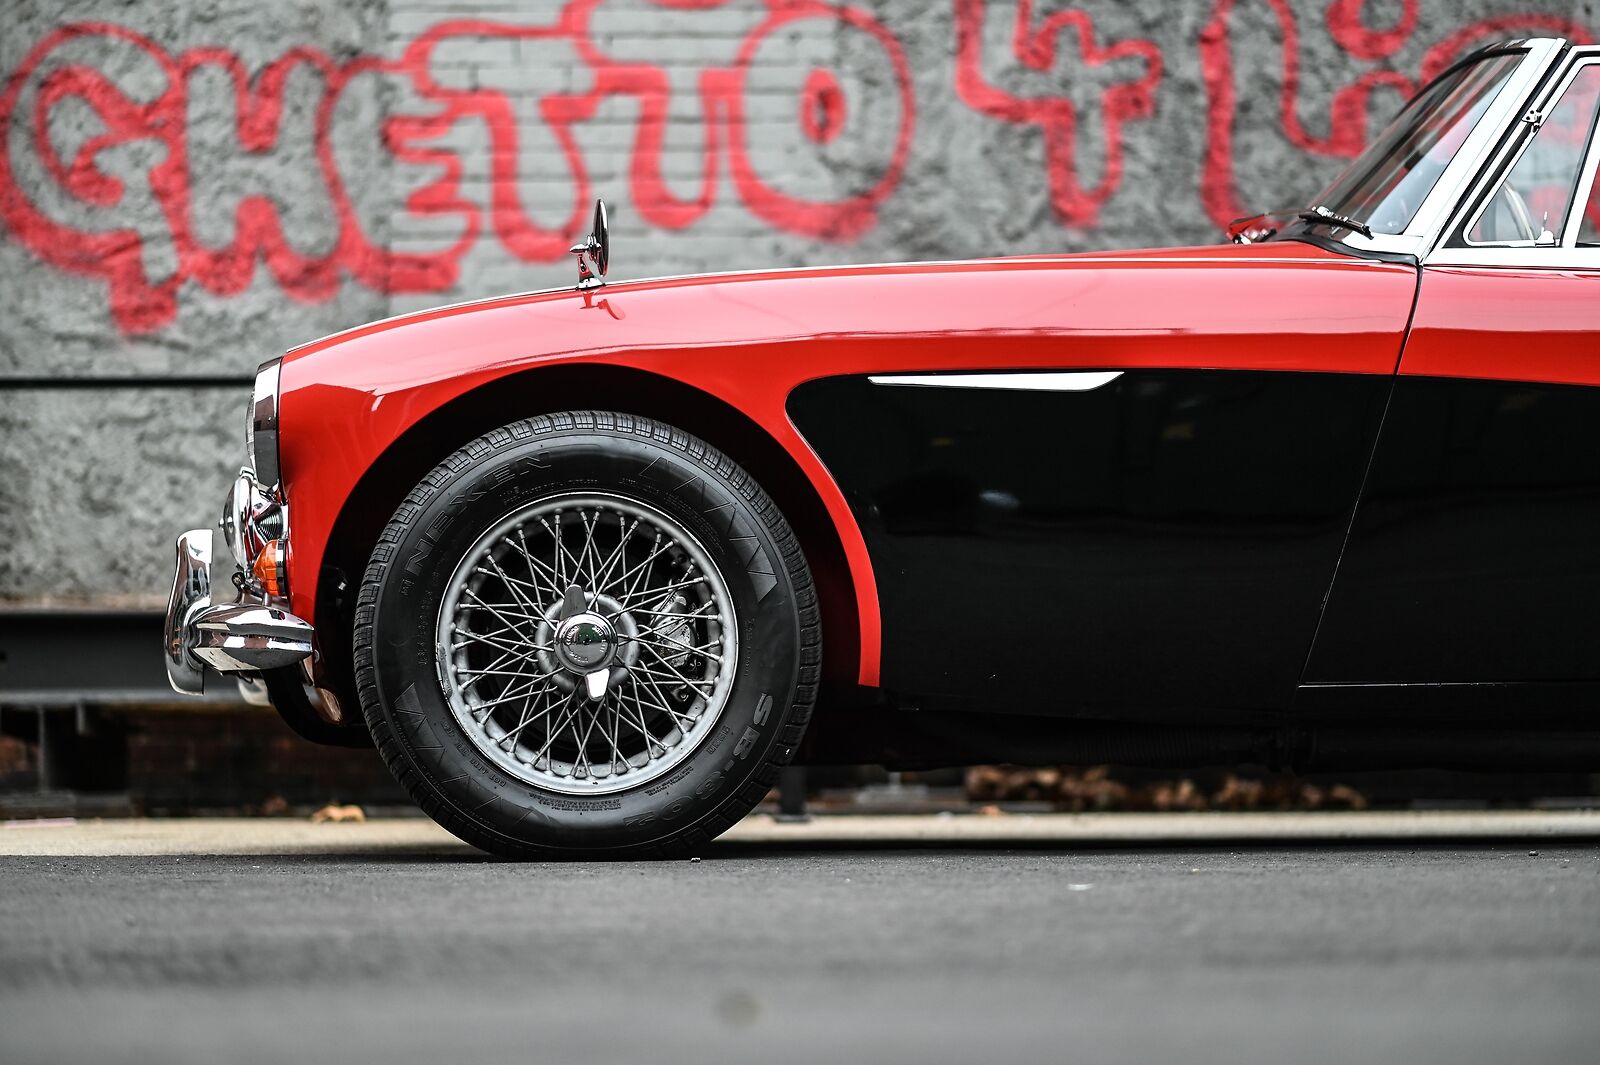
left=2, top=815, right=1598, bottom=1065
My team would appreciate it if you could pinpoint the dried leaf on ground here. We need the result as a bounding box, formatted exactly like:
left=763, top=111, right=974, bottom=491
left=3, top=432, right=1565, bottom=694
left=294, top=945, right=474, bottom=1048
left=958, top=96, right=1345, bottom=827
left=310, top=804, right=366, bottom=823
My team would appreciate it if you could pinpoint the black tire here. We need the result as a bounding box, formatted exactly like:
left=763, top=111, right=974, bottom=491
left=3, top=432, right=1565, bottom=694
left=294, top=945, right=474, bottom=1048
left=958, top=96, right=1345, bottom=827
left=353, top=411, right=819, bottom=858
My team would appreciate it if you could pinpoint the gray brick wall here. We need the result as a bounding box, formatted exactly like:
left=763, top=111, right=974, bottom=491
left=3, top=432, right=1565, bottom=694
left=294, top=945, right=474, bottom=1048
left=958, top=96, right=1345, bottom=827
left=2, top=0, right=1596, bottom=607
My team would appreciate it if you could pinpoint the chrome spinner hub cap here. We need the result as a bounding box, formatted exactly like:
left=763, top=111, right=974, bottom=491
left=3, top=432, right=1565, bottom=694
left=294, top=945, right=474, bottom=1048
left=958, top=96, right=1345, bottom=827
left=554, top=612, right=616, bottom=673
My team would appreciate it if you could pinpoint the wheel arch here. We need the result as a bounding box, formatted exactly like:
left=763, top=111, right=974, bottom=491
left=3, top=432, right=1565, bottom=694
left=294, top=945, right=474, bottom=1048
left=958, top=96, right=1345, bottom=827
left=314, top=362, right=864, bottom=715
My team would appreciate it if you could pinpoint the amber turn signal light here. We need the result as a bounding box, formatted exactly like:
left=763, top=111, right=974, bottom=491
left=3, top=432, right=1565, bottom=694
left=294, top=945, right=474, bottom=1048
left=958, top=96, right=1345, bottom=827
left=253, top=540, right=286, bottom=598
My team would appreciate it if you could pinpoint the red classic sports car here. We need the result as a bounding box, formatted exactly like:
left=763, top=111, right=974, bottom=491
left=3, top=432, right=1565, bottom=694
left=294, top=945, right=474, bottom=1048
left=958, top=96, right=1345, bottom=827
left=167, top=38, right=1600, bottom=857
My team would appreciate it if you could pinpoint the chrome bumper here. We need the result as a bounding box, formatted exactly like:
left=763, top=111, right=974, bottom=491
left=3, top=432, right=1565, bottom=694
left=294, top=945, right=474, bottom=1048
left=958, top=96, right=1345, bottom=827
left=164, top=528, right=313, bottom=695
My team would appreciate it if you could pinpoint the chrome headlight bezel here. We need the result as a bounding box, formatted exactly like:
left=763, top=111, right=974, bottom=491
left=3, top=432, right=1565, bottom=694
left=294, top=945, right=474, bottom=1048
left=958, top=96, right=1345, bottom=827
left=220, top=469, right=283, bottom=571
left=248, top=358, right=282, bottom=487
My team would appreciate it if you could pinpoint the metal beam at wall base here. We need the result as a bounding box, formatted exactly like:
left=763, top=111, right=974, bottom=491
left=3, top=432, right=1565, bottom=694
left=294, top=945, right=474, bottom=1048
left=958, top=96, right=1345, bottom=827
left=0, top=610, right=249, bottom=708
left=0, top=376, right=252, bottom=390
left=0, top=610, right=257, bottom=806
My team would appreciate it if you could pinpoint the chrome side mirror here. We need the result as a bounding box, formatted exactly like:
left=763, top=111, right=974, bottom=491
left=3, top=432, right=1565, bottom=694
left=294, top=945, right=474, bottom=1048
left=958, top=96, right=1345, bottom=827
left=570, top=199, right=610, bottom=290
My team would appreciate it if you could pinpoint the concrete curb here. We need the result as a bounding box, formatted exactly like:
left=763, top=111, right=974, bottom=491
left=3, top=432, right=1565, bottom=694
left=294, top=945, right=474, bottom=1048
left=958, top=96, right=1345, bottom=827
left=3, top=810, right=1598, bottom=856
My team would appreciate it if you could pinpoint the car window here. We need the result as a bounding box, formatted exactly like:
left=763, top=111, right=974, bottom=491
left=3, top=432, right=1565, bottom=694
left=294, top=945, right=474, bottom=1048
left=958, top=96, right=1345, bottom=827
left=1469, top=64, right=1600, bottom=245
left=1313, top=53, right=1523, bottom=237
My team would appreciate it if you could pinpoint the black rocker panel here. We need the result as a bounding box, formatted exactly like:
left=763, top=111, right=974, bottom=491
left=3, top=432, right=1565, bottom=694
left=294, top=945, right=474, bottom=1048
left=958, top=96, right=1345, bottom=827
left=1307, top=375, right=1600, bottom=684
left=789, top=371, right=1389, bottom=721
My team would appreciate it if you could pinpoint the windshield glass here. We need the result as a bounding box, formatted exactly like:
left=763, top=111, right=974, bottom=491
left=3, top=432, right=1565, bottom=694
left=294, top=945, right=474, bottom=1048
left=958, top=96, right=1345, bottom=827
left=1306, top=51, right=1525, bottom=236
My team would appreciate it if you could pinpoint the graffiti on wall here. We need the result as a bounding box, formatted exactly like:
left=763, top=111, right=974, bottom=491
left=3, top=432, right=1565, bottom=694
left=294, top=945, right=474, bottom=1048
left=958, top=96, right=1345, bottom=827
left=0, top=0, right=916, bottom=332
left=1199, top=0, right=1593, bottom=226
left=0, top=0, right=1592, bottom=333
left=955, top=0, right=1161, bottom=227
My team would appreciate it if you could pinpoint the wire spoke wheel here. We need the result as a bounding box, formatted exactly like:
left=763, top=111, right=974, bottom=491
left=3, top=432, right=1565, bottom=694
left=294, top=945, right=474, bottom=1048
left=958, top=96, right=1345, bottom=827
left=360, top=412, right=818, bottom=857
left=437, top=493, right=738, bottom=794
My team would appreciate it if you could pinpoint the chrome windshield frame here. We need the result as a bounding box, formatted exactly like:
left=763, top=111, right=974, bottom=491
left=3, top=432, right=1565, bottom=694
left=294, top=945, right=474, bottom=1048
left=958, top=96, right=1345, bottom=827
left=1426, top=43, right=1600, bottom=269
left=1310, top=38, right=1567, bottom=260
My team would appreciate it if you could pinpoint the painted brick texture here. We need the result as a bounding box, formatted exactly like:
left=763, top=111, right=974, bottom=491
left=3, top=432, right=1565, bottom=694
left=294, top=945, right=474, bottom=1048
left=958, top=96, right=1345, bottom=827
left=2, top=0, right=1597, bottom=606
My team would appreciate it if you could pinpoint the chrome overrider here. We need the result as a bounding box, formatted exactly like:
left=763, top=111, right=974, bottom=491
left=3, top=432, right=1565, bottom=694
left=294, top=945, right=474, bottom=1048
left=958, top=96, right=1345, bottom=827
left=164, top=467, right=313, bottom=695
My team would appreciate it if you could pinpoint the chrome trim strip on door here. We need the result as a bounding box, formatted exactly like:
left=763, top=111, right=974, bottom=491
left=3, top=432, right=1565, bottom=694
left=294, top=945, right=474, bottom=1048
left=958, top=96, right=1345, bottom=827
left=867, top=371, right=1124, bottom=391
left=1562, top=128, right=1600, bottom=247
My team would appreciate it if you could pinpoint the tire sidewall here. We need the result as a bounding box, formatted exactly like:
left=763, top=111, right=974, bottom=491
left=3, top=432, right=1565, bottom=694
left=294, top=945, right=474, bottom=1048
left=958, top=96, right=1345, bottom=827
left=369, top=423, right=801, bottom=854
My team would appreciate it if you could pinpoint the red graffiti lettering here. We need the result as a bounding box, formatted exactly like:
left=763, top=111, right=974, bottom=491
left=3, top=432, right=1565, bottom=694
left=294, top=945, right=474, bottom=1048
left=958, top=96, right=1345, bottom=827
left=0, top=1, right=914, bottom=332
left=954, top=0, right=1161, bottom=227
left=801, top=69, right=847, bottom=145
left=1200, top=0, right=1594, bottom=229
left=0, top=23, right=471, bottom=332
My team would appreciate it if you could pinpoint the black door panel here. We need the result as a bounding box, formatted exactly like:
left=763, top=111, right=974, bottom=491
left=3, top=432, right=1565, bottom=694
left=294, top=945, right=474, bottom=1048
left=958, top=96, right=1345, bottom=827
left=789, top=371, right=1388, bottom=720
left=1306, top=375, right=1600, bottom=683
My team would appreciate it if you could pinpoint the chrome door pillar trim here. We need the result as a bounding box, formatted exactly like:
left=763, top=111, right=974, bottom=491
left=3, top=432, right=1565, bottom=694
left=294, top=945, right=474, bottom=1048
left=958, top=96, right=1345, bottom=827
left=1406, top=37, right=1569, bottom=257
left=1421, top=41, right=1599, bottom=267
